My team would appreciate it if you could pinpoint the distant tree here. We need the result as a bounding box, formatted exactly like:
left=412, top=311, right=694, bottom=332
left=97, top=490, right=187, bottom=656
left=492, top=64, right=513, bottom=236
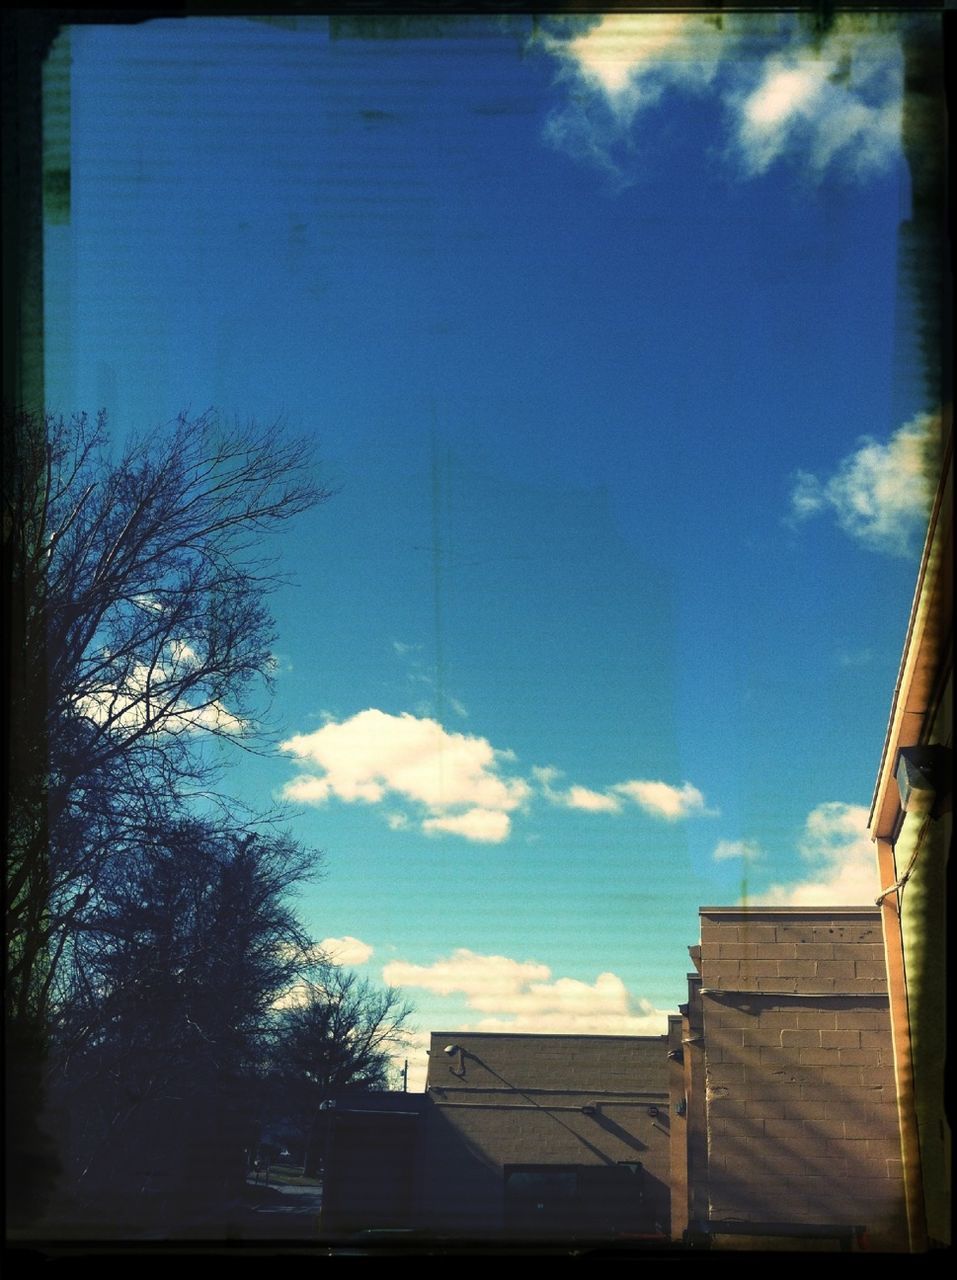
left=266, top=968, right=415, bottom=1173
left=273, top=968, right=415, bottom=1093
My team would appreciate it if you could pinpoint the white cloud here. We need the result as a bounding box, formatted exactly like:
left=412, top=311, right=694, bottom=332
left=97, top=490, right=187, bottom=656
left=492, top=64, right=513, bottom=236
left=317, top=935, right=374, bottom=966
left=280, top=709, right=530, bottom=843
left=271, top=983, right=310, bottom=1011
left=392, top=1029, right=431, bottom=1093
left=572, top=13, right=714, bottom=99
left=282, top=720, right=713, bottom=840
left=536, top=766, right=711, bottom=820
left=384, top=950, right=551, bottom=1002
left=613, top=778, right=712, bottom=821
left=544, top=13, right=720, bottom=117
left=77, top=646, right=246, bottom=739
left=184, top=699, right=246, bottom=735
left=713, top=838, right=763, bottom=862
left=133, top=593, right=164, bottom=614
left=539, top=13, right=722, bottom=182
left=534, top=766, right=623, bottom=814
left=470, top=1006, right=669, bottom=1036
left=730, top=26, right=903, bottom=178
left=789, top=415, right=936, bottom=556
left=539, top=13, right=904, bottom=182
left=791, top=470, right=827, bottom=519
left=565, top=785, right=623, bottom=813
left=762, top=801, right=879, bottom=905
left=532, top=764, right=561, bottom=788
left=383, top=948, right=671, bottom=1036
left=422, top=808, right=512, bottom=843
left=745, top=63, right=827, bottom=129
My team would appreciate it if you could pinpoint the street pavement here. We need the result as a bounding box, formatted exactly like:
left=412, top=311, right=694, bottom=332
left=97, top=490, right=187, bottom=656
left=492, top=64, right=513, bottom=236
left=241, top=1176, right=323, bottom=1240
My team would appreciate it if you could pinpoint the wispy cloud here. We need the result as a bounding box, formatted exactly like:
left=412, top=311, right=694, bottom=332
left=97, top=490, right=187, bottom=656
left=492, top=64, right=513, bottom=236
left=533, top=765, right=623, bottom=813
left=713, top=838, right=763, bottom=862
left=565, top=785, right=623, bottom=813
left=836, top=645, right=875, bottom=668
left=272, top=936, right=376, bottom=1009
left=539, top=13, right=721, bottom=184
left=613, top=778, right=713, bottom=821
left=280, top=709, right=530, bottom=843
left=538, top=12, right=903, bottom=184
left=548, top=13, right=702, bottom=104
left=78, top=643, right=246, bottom=738
left=761, top=801, right=878, bottom=904
left=535, top=766, right=712, bottom=820
left=728, top=23, right=903, bottom=178
left=317, top=935, right=374, bottom=966
left=392, top=639, right=468, bottom=719
left=383, top=948, right=671, bottom=1035
left=422, top=808, right=511, bottom=843
left=789, top=414, right=936, bottom=556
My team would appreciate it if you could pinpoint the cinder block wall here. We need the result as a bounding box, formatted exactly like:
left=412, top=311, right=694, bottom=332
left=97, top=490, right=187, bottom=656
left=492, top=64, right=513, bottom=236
left=697, top=908, right=907, bottom=1250
left=421, top=1032, right=671, bottom=1236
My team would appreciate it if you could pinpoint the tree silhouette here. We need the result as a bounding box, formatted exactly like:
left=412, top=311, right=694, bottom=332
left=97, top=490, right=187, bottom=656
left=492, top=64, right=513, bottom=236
left=265, top=968, right=415, bottom=1174
left=6, top=407, right=327, bottom=1027
left=50, top=820, right=320, bottom=1219
left=4, top=407, right=329, bottom=1226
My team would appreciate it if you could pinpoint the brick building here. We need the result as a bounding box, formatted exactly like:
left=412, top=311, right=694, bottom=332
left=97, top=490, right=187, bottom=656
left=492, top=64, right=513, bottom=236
left=422, top=1031, right=672, bottom=1238
left=316, top=916, right=908, bottom=1250
left=316, top=1032, right=673, bottom=1240
left=674, top=907, right=908, bottom=1250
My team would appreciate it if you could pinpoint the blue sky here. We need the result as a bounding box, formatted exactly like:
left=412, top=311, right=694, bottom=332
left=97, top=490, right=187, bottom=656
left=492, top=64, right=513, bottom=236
left=44, top=12, right=940, bottom=1087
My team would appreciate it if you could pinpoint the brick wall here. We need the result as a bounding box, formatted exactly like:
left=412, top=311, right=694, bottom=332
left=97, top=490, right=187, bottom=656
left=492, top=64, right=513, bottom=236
left=696, top=908, right=907, bottom=1250
left=421, top=1032, right=672, bottom=1236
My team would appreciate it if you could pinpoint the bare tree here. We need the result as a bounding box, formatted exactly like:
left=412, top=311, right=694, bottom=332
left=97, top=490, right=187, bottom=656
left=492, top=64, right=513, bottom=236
left=265, top=968, right=415, bottom=1172
left=5, top=408, right=330, bottom=1028
left=272, top=968, right=415, bottom=1095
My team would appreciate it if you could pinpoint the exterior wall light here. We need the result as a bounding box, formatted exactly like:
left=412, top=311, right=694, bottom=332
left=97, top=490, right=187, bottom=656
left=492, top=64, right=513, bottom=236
left=444, top=1043, right=466, bottom=1077
left=895, top=745, right=952, bottom=817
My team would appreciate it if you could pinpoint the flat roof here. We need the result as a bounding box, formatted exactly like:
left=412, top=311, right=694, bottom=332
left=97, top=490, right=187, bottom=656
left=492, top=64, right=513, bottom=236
left=429, top=1031, right=669, bottom=1042
left=699, top=905, right=880, bottom=916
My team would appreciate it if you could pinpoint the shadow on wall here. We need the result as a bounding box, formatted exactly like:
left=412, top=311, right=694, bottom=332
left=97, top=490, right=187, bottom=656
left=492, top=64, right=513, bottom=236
left=422, top=1103, right=512, bottom=1235
left=422, top=1102, right=670, bottom=1239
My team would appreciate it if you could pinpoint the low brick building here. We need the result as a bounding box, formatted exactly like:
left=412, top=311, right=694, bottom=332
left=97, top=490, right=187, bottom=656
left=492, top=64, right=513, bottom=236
left=314, top=1032, right=672, bottom=1240
left=675, top=906, right=908, bottom=1250
left=315, top=911, right=908, bottom=1250
left=422, top=1031, right=672, bottom=1238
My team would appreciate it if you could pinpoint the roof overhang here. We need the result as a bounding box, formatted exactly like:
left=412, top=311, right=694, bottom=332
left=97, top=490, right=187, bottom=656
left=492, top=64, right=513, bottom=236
left=869, top=421, right=953, bottom=843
